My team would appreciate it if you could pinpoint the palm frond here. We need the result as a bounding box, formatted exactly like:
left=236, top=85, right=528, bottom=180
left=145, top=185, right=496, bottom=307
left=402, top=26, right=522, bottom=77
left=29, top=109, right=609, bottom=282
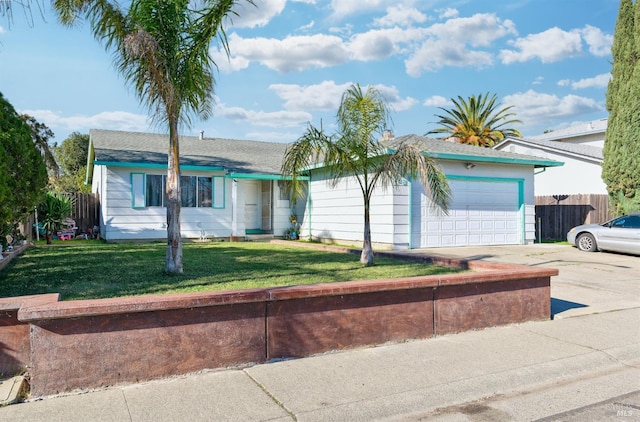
left=427, top=92, right=522, bottom=146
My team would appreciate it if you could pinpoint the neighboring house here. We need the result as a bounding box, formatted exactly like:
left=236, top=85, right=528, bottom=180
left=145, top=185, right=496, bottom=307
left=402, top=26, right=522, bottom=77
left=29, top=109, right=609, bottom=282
left=86, top=129, right=301, bottom=241
left=297, top=134, right=561, bottom=249
left=529, top=118, right=606, bottom=149
left=494, top=119, right=607, bottom=196
left=87, top=130, right=561, bottom=249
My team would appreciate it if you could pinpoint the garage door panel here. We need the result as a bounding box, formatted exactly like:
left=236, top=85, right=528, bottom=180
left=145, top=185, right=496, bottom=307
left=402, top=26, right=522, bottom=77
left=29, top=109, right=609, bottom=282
left=415, top=179, right=520, bottom=248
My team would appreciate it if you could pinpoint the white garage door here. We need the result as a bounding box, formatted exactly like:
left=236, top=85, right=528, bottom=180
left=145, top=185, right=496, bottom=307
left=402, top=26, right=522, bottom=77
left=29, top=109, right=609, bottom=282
left=414, top=179, right=521, bottom=248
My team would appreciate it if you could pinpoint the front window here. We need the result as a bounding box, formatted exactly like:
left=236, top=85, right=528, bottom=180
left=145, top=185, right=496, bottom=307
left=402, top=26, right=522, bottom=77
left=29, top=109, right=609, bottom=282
left=198, top=176, right=212, bottom=207
left=139, top=174, right=221, bottom=208
left=146, top=175, right=165, bottom=207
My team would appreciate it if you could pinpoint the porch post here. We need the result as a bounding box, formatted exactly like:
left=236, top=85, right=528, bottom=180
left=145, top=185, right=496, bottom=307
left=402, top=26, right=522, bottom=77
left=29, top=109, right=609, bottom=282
left=231, top=178, right=239, bottom=236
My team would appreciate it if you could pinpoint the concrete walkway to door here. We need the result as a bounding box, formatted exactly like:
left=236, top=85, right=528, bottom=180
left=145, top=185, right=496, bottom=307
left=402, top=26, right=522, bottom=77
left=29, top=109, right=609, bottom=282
left=396, top=243, right=640, bottom=319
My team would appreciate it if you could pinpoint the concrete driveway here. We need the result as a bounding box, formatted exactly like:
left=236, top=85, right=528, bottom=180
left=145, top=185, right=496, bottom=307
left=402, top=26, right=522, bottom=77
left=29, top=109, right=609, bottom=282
left=407, top=244, right=640, bottom=319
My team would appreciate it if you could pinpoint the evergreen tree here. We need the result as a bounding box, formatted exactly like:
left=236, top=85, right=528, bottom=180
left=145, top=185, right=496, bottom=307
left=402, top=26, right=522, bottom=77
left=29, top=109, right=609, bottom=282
left=51, top=132, right=91, bottom=193
left=0, top=93, right=48, bottom=240
left=602, top=0, right=640, bottom=214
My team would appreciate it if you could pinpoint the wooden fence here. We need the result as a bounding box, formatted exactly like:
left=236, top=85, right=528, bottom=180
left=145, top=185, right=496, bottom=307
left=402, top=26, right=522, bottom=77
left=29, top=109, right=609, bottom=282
left=72, top=193, right=101, bottom=233
left=25, top=193, right=100, bottom=240
left=534, top=194, right=614, bottom=241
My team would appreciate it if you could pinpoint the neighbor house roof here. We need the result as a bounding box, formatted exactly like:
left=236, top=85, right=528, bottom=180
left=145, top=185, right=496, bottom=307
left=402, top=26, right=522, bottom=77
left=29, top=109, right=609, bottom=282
left=385, top=134, right=563, bottom=168
left=494, top=136, right=603, bottom=162
left=88, top=129, right=289, bottom=181
left=528, top=118, right=607, bottom=142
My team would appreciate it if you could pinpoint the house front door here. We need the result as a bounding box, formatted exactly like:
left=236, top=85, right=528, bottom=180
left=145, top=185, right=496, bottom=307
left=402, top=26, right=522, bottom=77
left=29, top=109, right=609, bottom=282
left=244, top=180, right=261, bottom=232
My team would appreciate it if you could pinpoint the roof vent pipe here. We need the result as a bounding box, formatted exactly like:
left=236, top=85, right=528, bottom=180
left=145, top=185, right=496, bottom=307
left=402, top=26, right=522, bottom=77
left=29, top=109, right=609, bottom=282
left=199, top=130, right=204, bottom=140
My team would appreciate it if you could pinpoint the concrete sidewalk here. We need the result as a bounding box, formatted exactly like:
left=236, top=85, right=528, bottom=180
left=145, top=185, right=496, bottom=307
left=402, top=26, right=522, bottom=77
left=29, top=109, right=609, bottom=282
left=1, top=244, right=638, bottom=421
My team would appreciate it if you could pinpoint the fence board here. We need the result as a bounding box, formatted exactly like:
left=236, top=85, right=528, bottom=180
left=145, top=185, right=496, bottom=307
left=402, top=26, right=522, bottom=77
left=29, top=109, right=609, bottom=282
left=72, top=193, right=101, bottom=233
left=534, top=194, right=614, bottom=241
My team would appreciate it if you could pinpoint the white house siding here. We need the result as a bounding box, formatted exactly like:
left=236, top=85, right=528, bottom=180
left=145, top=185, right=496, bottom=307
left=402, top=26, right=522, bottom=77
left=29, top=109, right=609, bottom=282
left=97, top=167, right=233, bottom=241
left=501, top=143, right=606, bottom=195
left=298, top=171, right=409, bottom=249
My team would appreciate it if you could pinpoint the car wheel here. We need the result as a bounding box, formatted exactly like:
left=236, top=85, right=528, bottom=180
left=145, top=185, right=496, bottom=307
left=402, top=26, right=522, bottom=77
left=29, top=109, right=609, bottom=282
left=577, top=233, right=597, bottom=252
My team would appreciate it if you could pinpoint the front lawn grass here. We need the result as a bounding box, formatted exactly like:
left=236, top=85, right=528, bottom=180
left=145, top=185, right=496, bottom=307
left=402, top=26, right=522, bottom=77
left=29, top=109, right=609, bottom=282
left=0, top=240, right=461, bottom=301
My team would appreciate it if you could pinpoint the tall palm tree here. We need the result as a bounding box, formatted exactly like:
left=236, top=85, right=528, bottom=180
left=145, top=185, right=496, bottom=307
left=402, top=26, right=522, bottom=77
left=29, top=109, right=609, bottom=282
left=282, top=84, right=451, bottom=266
left=54, top=0, right=247, bottom=274
left=428, top=93, right=522, bottom=147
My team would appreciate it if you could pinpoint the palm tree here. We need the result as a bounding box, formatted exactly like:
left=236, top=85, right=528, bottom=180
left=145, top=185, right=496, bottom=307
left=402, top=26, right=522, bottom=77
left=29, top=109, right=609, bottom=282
left=282, top=84, right=451, bottom=266
left=54, top=0, right=247, bottom=274
left=428, top=93, right=522, bottom=147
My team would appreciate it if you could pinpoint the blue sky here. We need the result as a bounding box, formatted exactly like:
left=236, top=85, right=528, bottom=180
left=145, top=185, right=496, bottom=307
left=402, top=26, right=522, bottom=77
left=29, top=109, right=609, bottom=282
left=0, top=0, right=617, bottom=145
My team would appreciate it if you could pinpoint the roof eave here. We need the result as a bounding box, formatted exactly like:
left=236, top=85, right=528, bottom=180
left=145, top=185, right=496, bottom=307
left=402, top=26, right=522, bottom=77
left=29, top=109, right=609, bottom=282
left=425, top=151, right=564, bottom=168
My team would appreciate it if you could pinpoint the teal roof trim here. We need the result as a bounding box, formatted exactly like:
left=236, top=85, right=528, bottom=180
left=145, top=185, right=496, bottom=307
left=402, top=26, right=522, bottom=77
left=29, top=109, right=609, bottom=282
left=426, top=152, right=564, bottom=167
left=227, top=173, right=310, bottom=181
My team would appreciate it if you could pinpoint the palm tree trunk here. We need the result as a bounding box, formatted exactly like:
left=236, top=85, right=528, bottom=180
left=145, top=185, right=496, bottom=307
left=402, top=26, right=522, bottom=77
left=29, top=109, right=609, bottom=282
left=360, top=199, right=374, bottom=266
left=165, top=120, right=183, bottom=274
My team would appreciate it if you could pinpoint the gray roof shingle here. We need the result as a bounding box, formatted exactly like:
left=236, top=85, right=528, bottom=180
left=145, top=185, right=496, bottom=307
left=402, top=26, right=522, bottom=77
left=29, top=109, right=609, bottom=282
left=529, top=119, right=607, bottom=142
left=385, top=134, right=562, bottom=167
left=90, top=129, right=289, bottom=175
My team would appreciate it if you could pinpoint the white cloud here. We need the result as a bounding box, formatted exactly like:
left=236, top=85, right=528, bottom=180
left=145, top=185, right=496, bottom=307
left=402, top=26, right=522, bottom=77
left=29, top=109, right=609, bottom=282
left=210, top=42, right=251, bottom=73
left=500, top=25, right=611, bottom=64
left=20, top=109, right=150, bottom=133
left=329, top=0, right=395, bottom=18
left=503, top=90, right=603, bottom=128
left=298, top=20, right=315, bottom=31
left=0, top=25, right=5, bottom=34
left=270, top=80, right=352, bottom=111
left=426, top=13, right=517, bottom=48
left=373, top=5, right=428, bottom=27
left=437, top=8, right=459, bottom=19
left=406, top=13, right=517, bottom=75
left=218, top=33, right=349, bottom=72
left=269, top=81, right=417, bottom=113
left=580, top=25, right=612, bottom=56
left=500, top=27, right=583, bottom=64
left=559, top=73, right=611, bottom=90
left=348, top=27, right=416, bottom=61
left=533, top=76, right=544, bottom=85
left=228, top=0, right=286, bottom=28
left=406, top=40, right=493, bottom=76
left=423, top=95, right=452, bottom=107
left=214, top=103, right=312, bottom=128
left=373, top=84, right=418, bottom=111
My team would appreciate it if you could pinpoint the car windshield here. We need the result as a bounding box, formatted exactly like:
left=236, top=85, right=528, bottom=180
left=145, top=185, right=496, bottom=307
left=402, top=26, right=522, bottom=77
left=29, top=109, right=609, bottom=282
left=603, top=215, right=640, bottom=228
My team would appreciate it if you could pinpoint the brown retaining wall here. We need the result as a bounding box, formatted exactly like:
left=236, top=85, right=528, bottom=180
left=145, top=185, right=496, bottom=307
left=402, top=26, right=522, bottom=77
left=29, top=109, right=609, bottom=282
left=0, top=249, right=556, bottom=397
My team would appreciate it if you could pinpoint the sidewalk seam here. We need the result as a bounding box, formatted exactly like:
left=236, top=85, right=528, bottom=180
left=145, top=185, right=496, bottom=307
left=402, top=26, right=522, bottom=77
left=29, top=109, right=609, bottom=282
left=243, top=370, right=297, bottom=421
left=120, top=389, right=134, bottom=422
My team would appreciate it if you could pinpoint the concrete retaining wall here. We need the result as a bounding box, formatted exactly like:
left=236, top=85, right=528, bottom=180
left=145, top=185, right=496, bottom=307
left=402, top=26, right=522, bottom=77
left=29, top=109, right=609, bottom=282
left=0, top=251, right=556, bottom=397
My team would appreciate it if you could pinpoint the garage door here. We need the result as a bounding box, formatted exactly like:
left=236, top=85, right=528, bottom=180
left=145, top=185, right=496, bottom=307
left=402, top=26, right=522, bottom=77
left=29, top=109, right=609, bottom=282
left=413, top=179, right=521, bottom=248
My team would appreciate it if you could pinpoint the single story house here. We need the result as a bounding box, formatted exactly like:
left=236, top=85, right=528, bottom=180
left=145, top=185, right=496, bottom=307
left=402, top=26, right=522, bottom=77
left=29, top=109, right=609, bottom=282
left=87, top=129, right=303, bottom=241
left=87, top=130, right=561, bottom=249
left=296, top=134, right=561, bottom=249
left=493, top=119, right=607, bottom=196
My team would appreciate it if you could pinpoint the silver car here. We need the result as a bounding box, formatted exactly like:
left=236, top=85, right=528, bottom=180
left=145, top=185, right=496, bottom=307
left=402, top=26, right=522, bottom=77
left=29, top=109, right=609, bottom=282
left=567, top=213, right=640, bottom=255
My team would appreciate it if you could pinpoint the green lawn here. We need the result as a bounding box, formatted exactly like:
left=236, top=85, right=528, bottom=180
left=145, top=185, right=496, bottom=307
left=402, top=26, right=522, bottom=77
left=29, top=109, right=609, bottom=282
left=0, top=240, right=461, bottom=301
